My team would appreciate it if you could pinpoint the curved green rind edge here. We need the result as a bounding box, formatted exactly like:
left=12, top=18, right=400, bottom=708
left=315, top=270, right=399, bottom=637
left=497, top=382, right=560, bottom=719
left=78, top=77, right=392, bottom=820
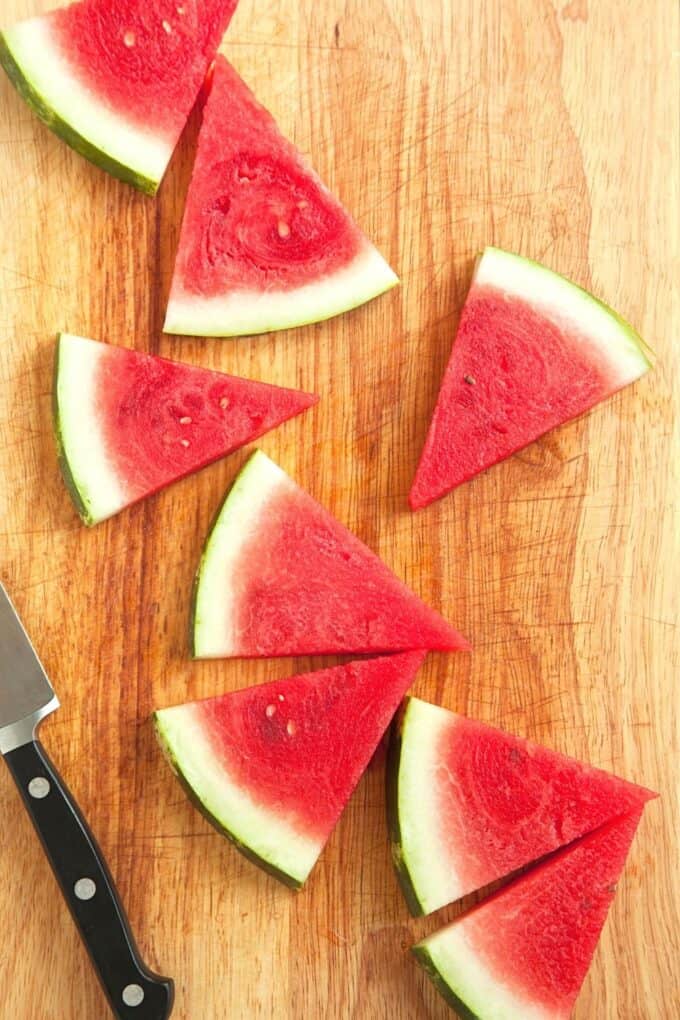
left=412, top=944, right=481, bottom=1020
left=52, top=332, right=96, bottom=527
left=188, top=451, right=262, bottom=658
left=153, top=711, right=304, bottom=891
left=0, top=33, right=159, bottom=196
left=385, top=698, right=428, bottom=917
left=165, top=275, right=399, bottom=338
left=483, top=246, right=655, bottom=369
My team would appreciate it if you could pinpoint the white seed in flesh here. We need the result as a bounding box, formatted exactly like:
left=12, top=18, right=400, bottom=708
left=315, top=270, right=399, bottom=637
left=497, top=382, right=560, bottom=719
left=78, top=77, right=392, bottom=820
left=123, top=30, right=136, bottom=47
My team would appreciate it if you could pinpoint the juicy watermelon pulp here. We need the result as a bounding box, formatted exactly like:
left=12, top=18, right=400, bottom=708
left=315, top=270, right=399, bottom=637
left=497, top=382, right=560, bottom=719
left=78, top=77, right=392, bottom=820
left=409, top=247, right=651, bottom=509
left=413, top=810, right=644, bottom=1020
left=387, top=698, right=656, bottom=916
left=191, top=451, right=469, bottom=658
left=0, top=0, right=238, bottom=192
left=53, top=334, right=317, bottom=524
left=154, top=651, right=427, bottom=888
left=164, top=56, right=398, bottom=336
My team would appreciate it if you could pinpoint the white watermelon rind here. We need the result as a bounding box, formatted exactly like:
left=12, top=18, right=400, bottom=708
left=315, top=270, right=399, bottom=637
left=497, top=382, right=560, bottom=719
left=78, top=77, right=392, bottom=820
left=475, top=247, right=653, bottom=384
left=191, top=450, right=289, bottom=658
left=53, top=333, right=128, bottom=526
left=387, top=697, right=468, bottom=916
left=0, top=19, right=170, bottom=195
left=413, top=927, right=556, bottom=1020
left=154, top=703, right=322, bottom=889
left=164, top=245, right=399, bottom=337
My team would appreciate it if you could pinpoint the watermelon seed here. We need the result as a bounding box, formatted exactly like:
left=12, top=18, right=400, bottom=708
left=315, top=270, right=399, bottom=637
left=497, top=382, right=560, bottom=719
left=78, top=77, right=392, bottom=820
left=180, top=439, right=190, bottom=448
left=162, top=19, right=172, bottom=34
left=219, top=397, right=230, bottom=409
left=265, top=704, right=276, bottom=719
left=177, top=5, right=185, bottom=12
left=277, top=220, right=291, bottom=239
left=123, top=30, right=136, bottom=47
left=278, top=694, right=285, bottom=702
left=297, top=200, right=309, bottom=210
left=464, top=374, right=476, bottom=385
left=286, top=720, right=297, bottom=737
left=179, top=416, right=192, bottom=425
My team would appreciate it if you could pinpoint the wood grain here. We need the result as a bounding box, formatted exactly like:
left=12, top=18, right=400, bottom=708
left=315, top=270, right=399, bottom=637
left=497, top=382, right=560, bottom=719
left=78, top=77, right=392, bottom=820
left=0, top=1, right=678, bottom=1017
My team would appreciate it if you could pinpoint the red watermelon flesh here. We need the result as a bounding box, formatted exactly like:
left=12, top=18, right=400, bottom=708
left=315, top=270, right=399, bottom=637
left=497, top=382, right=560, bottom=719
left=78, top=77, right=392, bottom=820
left=49, top=0, right=236, bottom=136
left=409, top=247, right=651, bottom=509
left=191, top=451, right=469, bottom=658
left=164, top=56, right=398, bottom=336
left=413, top=810, right=644, bottom=1019
left=388, top=698, right=656, bottom=916
left=154, top=651, right=427, bottom=887
left=54, top=333, right=317, bottom=525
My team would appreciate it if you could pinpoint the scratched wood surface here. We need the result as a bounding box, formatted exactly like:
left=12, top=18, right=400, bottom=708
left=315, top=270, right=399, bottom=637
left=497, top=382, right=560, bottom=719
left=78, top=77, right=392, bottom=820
left=0, top=1, right=678, bottom=1017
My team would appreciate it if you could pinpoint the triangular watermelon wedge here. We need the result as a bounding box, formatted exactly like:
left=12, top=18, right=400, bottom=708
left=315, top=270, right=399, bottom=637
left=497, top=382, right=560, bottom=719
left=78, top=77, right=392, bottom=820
left=191, top=451, right=469, bottom=658
left=409, top=247, right=652, bottom=510
left=154, top=651, right=427, bottom=888
left=0, top=0, right=238, bottom=194
left=164, top=55, right=398, bottom=337
left=53, top=333, right=317, bottom=525
left=413, top=810, right=645, bottom=1020
left=387, top=697, right=656, bottom=916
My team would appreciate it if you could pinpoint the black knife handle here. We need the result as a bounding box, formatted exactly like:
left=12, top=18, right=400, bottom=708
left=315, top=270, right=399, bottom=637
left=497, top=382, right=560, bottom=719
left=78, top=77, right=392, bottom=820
left=4, top=738, right=174, bottom=1020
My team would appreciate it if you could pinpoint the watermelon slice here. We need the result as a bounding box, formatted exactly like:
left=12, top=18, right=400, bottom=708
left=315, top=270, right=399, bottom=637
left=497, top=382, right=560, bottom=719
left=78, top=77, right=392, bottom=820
left=387, top=697, right=656, bottom=916
left=164, top=55, right=398, bottom=337
left=413, top=810, right=644, bottom=1020
left=154, top=651, right=427, bottom=888
left=409, top=247, right=652, bottom=510
left=191, top=450, right=469, bottom=658
left=0, top=0, right=238, bottom=194
left=53, top=333, right=317, bottom=525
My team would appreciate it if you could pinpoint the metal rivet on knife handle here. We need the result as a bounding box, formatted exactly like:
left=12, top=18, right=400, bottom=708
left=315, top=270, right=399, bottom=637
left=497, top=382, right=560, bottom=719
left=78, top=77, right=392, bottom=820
left=28, top=777, right=50, bottom=799
left=122, top=983, right=145, bottom=1007
left=74, top=878, right=97, bottom=901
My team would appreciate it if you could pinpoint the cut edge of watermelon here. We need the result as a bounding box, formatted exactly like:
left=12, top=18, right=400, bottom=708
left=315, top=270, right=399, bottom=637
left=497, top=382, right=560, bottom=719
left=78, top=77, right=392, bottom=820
left=154, top=702, right=322, bottom=889
left=53, top=333, right=129, bottom=526
left=163, top=244, right=399, bottom=337
left=191, top=449, right=287, bottom=657
left=476, top=247, right=653, bottom=384
left=0, top=19, right=170, bottom=194
left=413, top=927, right=554, bottom=1020
left=387, top=697, right=464, bottom=916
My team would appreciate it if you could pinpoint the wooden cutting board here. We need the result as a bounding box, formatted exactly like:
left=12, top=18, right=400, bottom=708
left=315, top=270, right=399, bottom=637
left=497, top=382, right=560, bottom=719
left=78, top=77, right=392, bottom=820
left=0, top=1, right=677, bottom=1017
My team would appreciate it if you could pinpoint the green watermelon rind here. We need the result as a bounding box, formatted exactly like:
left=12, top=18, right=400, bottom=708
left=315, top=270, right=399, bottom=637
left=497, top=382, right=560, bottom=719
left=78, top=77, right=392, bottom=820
left=52, top=333, right=97, bottom=526
left=385, top=699, right=429, bottom=917
left=477, top=246, right=654, bottom=377
left=164, top=246, right=400, bottom=338
left=387, top=696, right=470, bottom=917
left=190, top=450, right=286, bottom=658
left=153, top=708, right=314, bottom=890
left=0, top=29, right=160, bottom=195
left=53, top=333, right=131, bottom=526
left=412, top=944, right=481, bottom=1020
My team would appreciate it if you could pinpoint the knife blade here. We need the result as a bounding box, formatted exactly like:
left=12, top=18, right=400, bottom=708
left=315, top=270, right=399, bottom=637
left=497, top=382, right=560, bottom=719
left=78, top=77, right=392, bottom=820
left=0, top=584, right=59, bottom=754
left=0, top=582, right=174, bottom=1019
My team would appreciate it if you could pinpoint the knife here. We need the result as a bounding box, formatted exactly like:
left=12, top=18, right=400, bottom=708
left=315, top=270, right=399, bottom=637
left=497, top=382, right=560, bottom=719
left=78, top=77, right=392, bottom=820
left=0, top=582, right=174, bottom=1019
